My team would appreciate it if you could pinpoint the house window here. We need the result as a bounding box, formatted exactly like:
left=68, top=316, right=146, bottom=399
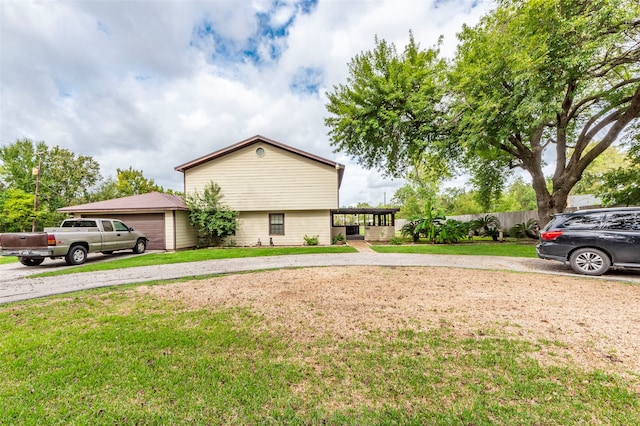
left=269, top=213, right=284, bottom=235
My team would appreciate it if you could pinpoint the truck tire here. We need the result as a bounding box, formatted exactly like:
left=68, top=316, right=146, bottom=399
left=133, top=238, right=147, bottom=254
left=65, top=245, right=88, bottom=265
left=19, top=257, right=45, bottom=266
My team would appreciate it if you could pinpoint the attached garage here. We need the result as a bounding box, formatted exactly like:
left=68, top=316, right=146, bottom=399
left=58, top=192, right=197, bottom=251
left=81, top=213, right=166, bottom=250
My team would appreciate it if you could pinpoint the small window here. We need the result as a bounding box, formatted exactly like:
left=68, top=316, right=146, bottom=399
left=113, top=221, right=130, bottom=232
left=269, top=213, right=284, bottom=235
left=101, top=220, right=114, bottom=232
left=256, top=147, right=265, bottom=157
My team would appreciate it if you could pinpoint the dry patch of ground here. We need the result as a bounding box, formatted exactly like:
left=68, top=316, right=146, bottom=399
left=138, top=266, right=640, bottom=377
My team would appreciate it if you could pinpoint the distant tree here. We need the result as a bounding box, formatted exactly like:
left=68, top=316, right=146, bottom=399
left=437, top=187, right=481, bottom=216
left=325, top=33, right=452, bottom=179
left=596, top=145, right=640, bottom=206
left=392, top=181, right=438, bottom=219
left=185, top=182, right=238, bottom=247
left=571, top=146, right=629, bottom=195
left=0, top=189, right=34, bottom=232
left=495, top=177, right=537, bottom=212
left=113, top=167, right=164, bottom=196
left=0, top=139, right=102, bottom=226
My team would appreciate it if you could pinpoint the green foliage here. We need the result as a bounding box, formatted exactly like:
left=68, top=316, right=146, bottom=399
left=595, top=144, right=640, bottom=206
left=392, top=181, right=438, bottom=219
left=326, top=0, right=640, bottom=225
left=332, top=233, right=345, bottom=244
left=471, top=215, right=502, bottom=241
left=93, top=167, right=166, bottom=200
left=571, top=146, right=628, bottom=195
left=509, top=219, right=540, bottom=239
left=437, top=187, right=484, bottom=215
left=435, top=219, right=469, bottom=244
left=388, top=236, right=403, bottom=245
left=303, top=234, right=319, bottom=246
left=0, top=188, right=35, bottom=232
left=185, top=182, right=238, bottom=248
left=452, top=0, right=640, bottom=222
left=0, top=139, right=102, bottom=227
left=325, top=33, right=452, bottom=179
left=401, top=203, right=467, bottom=244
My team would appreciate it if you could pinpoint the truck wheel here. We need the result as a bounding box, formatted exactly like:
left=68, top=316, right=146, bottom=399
left=66, top=245, right=88, bottom=265
left=133, top=238, right=147, bottom=254
left=19, top=257, right=45, bottom=266
left=569, top=248, right=611, bottom=276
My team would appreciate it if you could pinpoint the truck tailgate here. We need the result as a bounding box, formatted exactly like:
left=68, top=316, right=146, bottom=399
left=1, top=233, right=49, bottom=249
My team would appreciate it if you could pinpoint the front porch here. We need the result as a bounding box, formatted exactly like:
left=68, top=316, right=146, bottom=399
left=330, top=208, right=400, bottom=242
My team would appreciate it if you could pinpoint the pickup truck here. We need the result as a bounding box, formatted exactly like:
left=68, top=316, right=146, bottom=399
left=0, top=218, right=149, bottom=266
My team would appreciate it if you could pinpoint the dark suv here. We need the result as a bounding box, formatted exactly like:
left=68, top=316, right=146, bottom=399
left=536, top=207, right=640, bottom=276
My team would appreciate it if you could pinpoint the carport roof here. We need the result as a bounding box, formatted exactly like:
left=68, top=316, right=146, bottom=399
left=58, top=191, right=188, bottom=213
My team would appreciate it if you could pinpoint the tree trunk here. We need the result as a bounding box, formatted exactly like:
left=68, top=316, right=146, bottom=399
left=528, top=166, right=568, bottom=228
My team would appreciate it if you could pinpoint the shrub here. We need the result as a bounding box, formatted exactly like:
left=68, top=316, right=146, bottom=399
left=471, top=215, right=501, bottom=241
left=389, top=236, right=403, bottom=245
left=304, top=234, right=319, bottom=246
left=435, top=219, right=468, bottom=244
left=185, top=182, right=238, bottom=248
left=332, top=233, right=345, bottom=244
left=509, top=219, right=539, bottom=239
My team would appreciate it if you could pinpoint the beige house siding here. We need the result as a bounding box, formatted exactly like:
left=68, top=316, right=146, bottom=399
left=172, top=210, right=198, bottom=250
left=184, top=143, right=339, bottom=211
left=234, top=210, right=332, bottom=246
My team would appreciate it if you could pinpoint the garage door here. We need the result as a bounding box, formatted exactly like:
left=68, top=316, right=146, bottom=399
left=84, top=213, right=166, bottom=250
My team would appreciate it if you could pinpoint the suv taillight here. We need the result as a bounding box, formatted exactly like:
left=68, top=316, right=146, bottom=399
left=540, top=230, right=563, bottom=241
left=47, top=234, right=56, bottom=246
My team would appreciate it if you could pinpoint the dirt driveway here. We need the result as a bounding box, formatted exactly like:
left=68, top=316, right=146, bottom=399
left=140, top=265, right=640, bottom=380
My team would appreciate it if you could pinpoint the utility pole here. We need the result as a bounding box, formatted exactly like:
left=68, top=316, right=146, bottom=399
left=31, top=152, right=43, bottom=232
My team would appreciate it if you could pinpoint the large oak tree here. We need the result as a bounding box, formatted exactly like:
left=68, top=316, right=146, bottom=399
left=325, top=0, right=640, bottom=225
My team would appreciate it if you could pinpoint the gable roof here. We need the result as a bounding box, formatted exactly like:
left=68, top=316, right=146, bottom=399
left=174, top=135, right=345, bottom=188
left=58, top=191, right=187, bottom=213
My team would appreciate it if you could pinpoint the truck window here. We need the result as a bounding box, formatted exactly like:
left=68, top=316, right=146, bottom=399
left=113, top=221, right=130, bottom=232
left=101, top=221, right=114, bottom=232
left=62, top=220, right=97, bottom=228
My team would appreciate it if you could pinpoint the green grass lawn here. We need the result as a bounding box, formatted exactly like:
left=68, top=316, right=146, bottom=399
left=32, top=246, right=357, bottom=277
left=28, top=241, right=539, bottom=278
left=1, top=291, right=637, bottom=424
left=0, top=256, right=17, bottom=265
left=373, top=242, right=538, bottom=258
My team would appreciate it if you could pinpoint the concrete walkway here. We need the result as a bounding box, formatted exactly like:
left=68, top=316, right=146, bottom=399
left=1, top=248, right=639, bottom=305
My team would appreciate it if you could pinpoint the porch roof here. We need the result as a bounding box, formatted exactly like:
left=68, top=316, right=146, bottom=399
left=331, top=208, right=400, bottom=215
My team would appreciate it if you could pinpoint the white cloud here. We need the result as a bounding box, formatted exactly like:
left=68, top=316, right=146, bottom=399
left=1, top=0, right=490, bottom=204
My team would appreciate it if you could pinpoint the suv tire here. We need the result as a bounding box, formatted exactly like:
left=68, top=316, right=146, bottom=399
left=569, top=248, right=611, bottom=276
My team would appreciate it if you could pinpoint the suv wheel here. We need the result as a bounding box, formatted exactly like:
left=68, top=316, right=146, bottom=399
left=569, top=248, right=611, bottom=276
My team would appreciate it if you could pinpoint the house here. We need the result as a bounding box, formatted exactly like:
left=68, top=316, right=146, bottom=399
left=57, top=191, right=197, bottom=251
left=175, top=135, right=346, bottom=246
left=58, top=135, right=399, bottom=249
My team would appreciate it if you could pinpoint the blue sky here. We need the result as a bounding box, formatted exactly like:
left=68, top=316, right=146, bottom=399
left=0, top=0, right=491, bottom=206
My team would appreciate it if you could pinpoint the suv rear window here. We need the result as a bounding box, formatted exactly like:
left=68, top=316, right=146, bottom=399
left=561, top=213, right=606, bottom=229
left=603, top=212, right=640, bottom=231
